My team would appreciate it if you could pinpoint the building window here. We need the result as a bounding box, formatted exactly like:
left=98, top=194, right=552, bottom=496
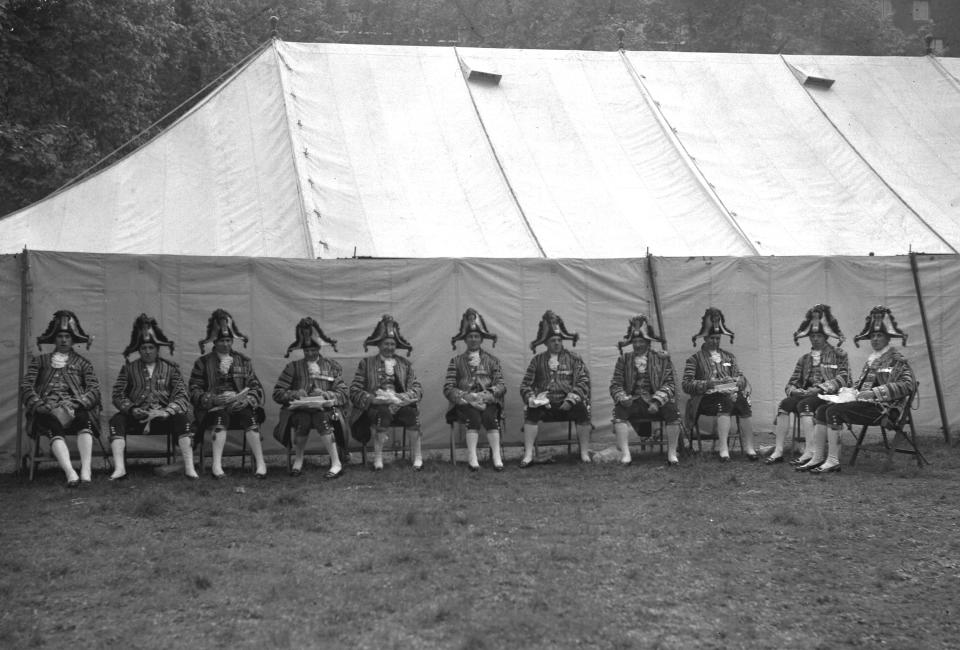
left=880, top=0, right=893, bottom=19
left=913, top=1, right=930, bottom=21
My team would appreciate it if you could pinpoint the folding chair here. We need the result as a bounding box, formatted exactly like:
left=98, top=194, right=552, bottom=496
left=848, top=388, right=926, bottom=468
left=118, top=421, right=179, bottom=468
left=359, top=426, right=407, bottom=466
left=687, top=411, right=742, bottom=454
left=26, top=427, right=112, bottom=481
left=196, top=409, right=266, bottom=475
left=284, top=419, right=348, bottom=473
left=626, top=418, right=666, bottom=456
left=791, top=412, right=804, bottom=446
left=448, top=415, right=505, bottom=465
left=521, top=411, right=582, bottom=459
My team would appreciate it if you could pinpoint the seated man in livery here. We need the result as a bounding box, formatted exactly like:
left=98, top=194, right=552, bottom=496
left=349, top=315, right=424, bottom=471
left=443, top=308, right=506, bottom=472
left=609, top=314, right=682, bottom=467
left=109, top=314, right=196, bottom=481
left=21, top=310, right=102, bottom=486
left=766, top=304, right=849, bottom=465
left=273, top=316, right=349, bottom=479
left=682, top=307, right=757, bottom=461
left=798, top=305, right=916, bottom=475
left=188, top=309, right=267, bottom=479
left=519, top=310, right=592, bottom=467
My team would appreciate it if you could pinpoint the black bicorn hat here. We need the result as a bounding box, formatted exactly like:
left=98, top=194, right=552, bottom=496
left=691, top=307, right=735, bottom=346
left=285, top=316, right=338, bottom=358
left=852, top=305, right=907, bottom=348
left=198, top=308, right=249, bottom=353
left=363, top=314, right=413, bottom=356
left=529, top=310, right=579, bottom=352
left=122, top=313, right=175, bottom=360
left=617, top=314, right=663, bottom=354
left=792, top=304, right=844, bottom=346
left=450, top=308, right=497, bottom=350
left=36, top=310, right=93, bottom=350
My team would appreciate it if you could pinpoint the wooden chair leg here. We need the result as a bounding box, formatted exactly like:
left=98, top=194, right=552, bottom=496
left=850, top=425, right=868, bottom=466
left=29, top=435, right=40, bottom=481
left=449, top=423, right=457, bottom=465
left=95, top=435, right=113, bottom=473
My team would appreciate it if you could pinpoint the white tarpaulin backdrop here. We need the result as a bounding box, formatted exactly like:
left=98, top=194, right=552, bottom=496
left=2, top=43, right=960, bottom=258
left=2, top=252, right=957, bottom=469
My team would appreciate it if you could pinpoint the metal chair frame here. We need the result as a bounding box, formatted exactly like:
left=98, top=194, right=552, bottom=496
left=448, top=414, right=506, bottom=465
left=847, top=388, right=927, bottom=467
left=26, top=428, right=112, bottom=481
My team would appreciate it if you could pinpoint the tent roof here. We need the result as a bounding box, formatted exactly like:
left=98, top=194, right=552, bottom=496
left=2, top=42, right=960, bottom=258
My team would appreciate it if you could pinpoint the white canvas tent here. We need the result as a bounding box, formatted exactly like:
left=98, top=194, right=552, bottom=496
left=2, top=42, right=960, bottom=257
left=2, top=42, right=959, bottom=470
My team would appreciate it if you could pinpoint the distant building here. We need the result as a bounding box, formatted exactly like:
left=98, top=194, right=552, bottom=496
left=881, top=0, right=960, bottom=55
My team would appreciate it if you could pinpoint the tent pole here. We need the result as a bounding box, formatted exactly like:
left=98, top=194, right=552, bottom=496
left=646, top=253, right=668, bottom=352
left=15, top=248, right=31, bottom=478
left=909, top=252, right=950, bottom=444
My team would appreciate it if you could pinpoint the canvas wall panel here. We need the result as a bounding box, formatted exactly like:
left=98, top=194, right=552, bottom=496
left=0, top=254, right=23, bottom=469
left=4, top=252, right=958, bottom=469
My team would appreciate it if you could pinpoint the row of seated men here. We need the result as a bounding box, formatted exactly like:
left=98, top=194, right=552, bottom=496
left=20, top=303, right=914, bottom=486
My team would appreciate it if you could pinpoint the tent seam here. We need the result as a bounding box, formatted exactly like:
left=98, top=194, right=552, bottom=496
left=926, top=54, right=960, bottom=94
left=617, top=51, right=759, bottom=256
left=6, top=41, right=275, bottom=217
left=273, top=40, right=320, bottom=259
left=453, top=47, right=546, bottom=258
left=778, top=54, right=959, bottom=256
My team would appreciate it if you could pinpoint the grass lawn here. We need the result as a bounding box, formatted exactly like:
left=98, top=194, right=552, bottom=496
left=1, top=433, right=958, bottom=649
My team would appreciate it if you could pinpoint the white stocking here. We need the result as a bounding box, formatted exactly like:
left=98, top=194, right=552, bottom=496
left=771, top=412, right=790, bottom=459
left=373, top=429, right=386, bottom=469
left=486, top=430, right=503, bottom=468
left=614, top=421, right=632, bottom=465
left=716, top=415, right=731, bottom=458
left=522, top=423, right=538, bottom=464
left=110, top=438, right=126, bottom=479
left=179, top=436, right=198, bottom=479
left=292, top=434, right=308, bottom=471
left=321, top=433, right=341, bottom=474
left=465, top=429, right=480, bottom=468
left=50, top=438, right=78, bottom=483
left=409, top=429, right=423, bottom=469
left=666, top=423, right=680, bottom=464
left=822, top=427, right=841, bottom=469
left=577, top=424, right=592, bottom=463
left=798, top=423, right=827, bottom=469
left=77, top=430, right=93, bottom=482
left=245, top=429, right=266, bottom=475
left=211, top=428, right=227, bottom=476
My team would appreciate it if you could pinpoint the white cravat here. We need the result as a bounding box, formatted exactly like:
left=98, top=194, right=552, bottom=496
left=381, top=356, right=396, bottom=377
left=217, top=352, right=233, bottom=375
left=548, top=354, right=559, bottom=371
left=810, top=350, right=822, bottom=366
left=307, top=360, right=321, bottom=378
left=633, top=354, right=647, bottom=373
left=467, top=351, right=481, bottom=369
left=145, top=362, right=156, bottom=378
left=51, top=352, right=69, bottom=369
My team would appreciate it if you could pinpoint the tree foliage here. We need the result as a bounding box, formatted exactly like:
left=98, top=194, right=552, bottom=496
left=0, top=0, right=928, bottom=216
